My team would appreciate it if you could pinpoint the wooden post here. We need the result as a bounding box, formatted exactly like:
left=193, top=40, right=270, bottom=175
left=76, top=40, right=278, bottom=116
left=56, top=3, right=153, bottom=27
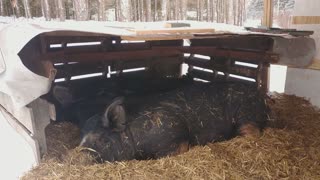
left=257, top=62, right=270, bottom=93
left=262, top=0, right=273, bottom=28
left=261, top=0, right=273, bottom=93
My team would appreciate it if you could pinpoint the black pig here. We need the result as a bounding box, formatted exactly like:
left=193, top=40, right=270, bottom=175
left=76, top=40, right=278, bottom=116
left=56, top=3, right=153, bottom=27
left=49, top=77, right=192, bottom=124
left=80, top=81, right=268, bottom=162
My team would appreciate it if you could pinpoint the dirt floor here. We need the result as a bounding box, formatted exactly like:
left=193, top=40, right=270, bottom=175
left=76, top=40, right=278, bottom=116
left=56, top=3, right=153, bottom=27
left=22, top=94, right=320, bottom=180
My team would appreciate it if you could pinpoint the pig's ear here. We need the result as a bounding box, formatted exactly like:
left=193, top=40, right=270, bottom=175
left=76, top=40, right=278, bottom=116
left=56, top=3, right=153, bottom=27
left=102, top=97, right=126, bottom=129
left=53, top=85, right=74, bottom=107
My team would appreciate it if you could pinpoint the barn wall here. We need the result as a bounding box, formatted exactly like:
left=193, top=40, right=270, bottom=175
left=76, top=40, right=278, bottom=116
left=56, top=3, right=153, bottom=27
left=285, top=0, right=320, bottom=107
left=285, top=68, right=320, bottom=107
left=291, top=0, right=320, bottom=66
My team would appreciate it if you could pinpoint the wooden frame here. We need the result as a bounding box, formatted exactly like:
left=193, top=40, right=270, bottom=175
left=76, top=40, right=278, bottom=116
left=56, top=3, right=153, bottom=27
left=262, top=0, right=273, bottom=28
left=292, top=16, right=320, bottom=25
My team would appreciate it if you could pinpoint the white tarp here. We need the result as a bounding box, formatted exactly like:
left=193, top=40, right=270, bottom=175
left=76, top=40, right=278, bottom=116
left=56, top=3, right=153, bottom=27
left=0, top=24, right=52, bottom=108
left=0, top=48, right=5, bottom=73
left=0, top=22, right=134, bottom=108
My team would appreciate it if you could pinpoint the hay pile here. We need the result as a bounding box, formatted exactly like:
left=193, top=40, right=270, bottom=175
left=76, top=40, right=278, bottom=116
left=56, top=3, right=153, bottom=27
left=23, top=94, right=320, bottom=179
left=43, top=122, right=82, bottom=161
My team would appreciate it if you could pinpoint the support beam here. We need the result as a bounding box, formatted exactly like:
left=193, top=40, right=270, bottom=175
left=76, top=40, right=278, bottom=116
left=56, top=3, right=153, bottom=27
left=181, top=47, right=279, bottom=63
left=262, top=0, right=273, bottom=28
left=43, top=48, right=182, bottom=63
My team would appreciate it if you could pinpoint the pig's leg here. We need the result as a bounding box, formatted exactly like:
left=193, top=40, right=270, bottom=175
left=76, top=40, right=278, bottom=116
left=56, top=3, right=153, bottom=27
left=235, top=95, right=267, bottom=137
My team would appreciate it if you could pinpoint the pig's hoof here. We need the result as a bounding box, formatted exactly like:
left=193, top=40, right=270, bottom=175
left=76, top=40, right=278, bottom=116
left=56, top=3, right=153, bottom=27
left=239, top=123, right=261, bottom=137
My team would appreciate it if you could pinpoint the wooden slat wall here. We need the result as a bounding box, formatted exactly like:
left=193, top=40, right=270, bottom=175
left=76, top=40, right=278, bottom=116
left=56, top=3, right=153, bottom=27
left=185, top=55, right=270, bottom=92
left=41, top=35, right=184, bottom=81
left=20, top=33, right=275, bottom=94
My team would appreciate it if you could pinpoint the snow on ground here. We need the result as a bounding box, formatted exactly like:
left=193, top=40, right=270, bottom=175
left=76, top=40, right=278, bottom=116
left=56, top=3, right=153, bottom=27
left=0, top=111, right=37, bottom=180
left=0, top=16, right=249, bottom=34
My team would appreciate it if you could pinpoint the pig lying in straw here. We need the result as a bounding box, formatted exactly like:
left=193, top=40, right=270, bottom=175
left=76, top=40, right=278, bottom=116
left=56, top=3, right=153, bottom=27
left=79, top=81, right=268, bottom=162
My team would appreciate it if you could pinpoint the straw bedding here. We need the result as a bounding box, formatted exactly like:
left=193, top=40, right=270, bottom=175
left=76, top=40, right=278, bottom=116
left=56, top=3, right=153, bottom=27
left=22, top=94, right=320, bottom=179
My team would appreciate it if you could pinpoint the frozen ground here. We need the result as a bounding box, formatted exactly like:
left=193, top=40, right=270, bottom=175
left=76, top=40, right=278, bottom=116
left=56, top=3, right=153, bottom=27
left=0, top=16, right=257, bottom=33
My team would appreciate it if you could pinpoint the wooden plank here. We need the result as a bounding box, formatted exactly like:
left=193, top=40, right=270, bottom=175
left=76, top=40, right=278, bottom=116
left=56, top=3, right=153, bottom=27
left=111, top=56, right=183, bottom=71
left=245, top=27, right=314, bottom=36
left=130, top=28, right=215, bottom=36
left=261, top=65, right=270, bottom=93
left=121, top=34, right=194, bottom=41
left=49, top=42, right=150, bottom=54
left=43, top=31, right=117, bottom=37
left=256, top=62, right=270, bottom=93
left=181, top=46, right=279, bottom=63
left=190, top=35, right=274, bottom=51
left=184, top=56, right=213, bottom=68
left=113, top=42, right=150, bottom=50
left=185, top=57, right=257, bottom=78
left=39, top=35, right=48, bottom=54
left=49, top=45, right=103, bottom=54
left=44, top=46, right=277, bottom=65
left=262, top=0, right=273, bottom=28
left=111, top=69, right=147, bottom=78
left=189, top=69, right=215, bottom=81
left=55, top=62, right=108, bottom=79
left=149, top=40, right=183, bottom=46
left=292, top=16, right=320, bottom=24
left=49, top=40, right=182, bottom=55
left=164, top=22, right=191, bottom=28
left=308, top=59, right=320, bottom=70
left=44, top=36, right=114, bottom=45
left=43, top=48, right=182, bottom=63
left=189, top=69, right=255, bottom=84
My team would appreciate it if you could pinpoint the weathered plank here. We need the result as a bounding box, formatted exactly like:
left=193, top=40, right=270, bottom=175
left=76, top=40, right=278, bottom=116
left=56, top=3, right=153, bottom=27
left=111, top=56, right=183, bottom=71
left=130, top=28, right=215, bottom=36
left=43, top=48, right=183, bottom=63
left=189, top=69, right=255, bottom=84
left=185, top=56, right=257, bottom=78
left=190, top=35, right=274, bottom=51
left=181, top=47, right=279, bottom=63
left=54, top=62, right=108, bottom=79
left=292, top=16, right=320, bottom=24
